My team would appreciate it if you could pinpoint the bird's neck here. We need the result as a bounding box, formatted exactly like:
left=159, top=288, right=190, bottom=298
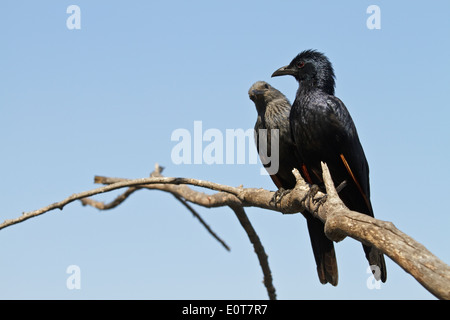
left=299, top=77, right=335, bottom=96
left=298, top=67, right=335, bottom=95
left=254, top=100, right=267, bottom=116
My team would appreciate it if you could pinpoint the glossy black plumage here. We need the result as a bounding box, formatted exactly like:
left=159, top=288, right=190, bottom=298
left=272, top=50, right=387, bottom=282
left=249, top=81, right=338, bottom=286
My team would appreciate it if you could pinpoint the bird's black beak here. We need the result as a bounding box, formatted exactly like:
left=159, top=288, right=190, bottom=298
left=251, top=89, right=265, bottom=96
left=249, top=89, right=264, bottom=101
left=271, top=65, right=295, bottom=77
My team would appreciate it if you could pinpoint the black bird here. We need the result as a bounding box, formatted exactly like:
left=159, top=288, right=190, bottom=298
left=249, top=81, right=338, bottom=286
left=272, top=50, right=387, bottom=282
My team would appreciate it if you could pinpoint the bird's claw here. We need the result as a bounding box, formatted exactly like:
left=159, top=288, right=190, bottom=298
left=270, top=187, right=292, bottom=207
left=307, top=184, right=327, bottom=214
left=315, top=193, right=328, bottom=207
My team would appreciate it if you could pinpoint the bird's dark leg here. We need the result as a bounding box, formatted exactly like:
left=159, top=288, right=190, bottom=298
left=270, top=187, right=292, bottom=207
left=336, top=180, right=347, bottom=194
left=310, top=180, right=347, bottom=214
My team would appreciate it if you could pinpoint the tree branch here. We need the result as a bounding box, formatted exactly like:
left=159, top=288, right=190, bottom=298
left=84, top=165, right=276, bottom=299
left=317, top=162, right=450, bottom=300
left=80, top=165, right=231, bottom=251
left=227, top=200, right=277, bottom=300
left=2, top=163, right=449, bottom=299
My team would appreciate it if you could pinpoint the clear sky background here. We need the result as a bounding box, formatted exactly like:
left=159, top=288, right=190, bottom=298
left=1, top=1, right=449, bottom=299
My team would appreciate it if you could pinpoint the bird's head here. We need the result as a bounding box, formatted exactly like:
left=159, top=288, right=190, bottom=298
left=248, top=81, right=282, bottom=103
left=271, top=49, right=335, bottom=94
left=248, top=81, right=289, bottom=114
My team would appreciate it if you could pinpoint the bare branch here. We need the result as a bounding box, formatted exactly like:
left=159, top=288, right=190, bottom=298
left=171, top=194, right=231, bottom=252
left=227, top=199, right=277, bottom=300
left=80, top=187, right=139, bottom=210
left=83, top=164, right=231, bottom=251
left=317, top=162, right=450, bottom=300
left=2, top=163, right=450, bottom=299
left=83, top=165, right=273, bottom=297
left=0, top=176, right=243, bottom=231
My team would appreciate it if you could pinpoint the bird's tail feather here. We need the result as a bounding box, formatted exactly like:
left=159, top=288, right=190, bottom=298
left=306, top=217, right=338, bottom=286
left=363, top=244, right=387, bottom=282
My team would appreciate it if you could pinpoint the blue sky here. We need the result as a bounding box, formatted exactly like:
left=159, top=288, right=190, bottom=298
left=1, top=1, right=449, bottom=299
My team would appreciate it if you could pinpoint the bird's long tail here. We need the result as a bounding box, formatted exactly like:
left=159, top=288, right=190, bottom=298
left=306, top=216, right=338, bottom=286
left=363, top=244, right=387, bottom=282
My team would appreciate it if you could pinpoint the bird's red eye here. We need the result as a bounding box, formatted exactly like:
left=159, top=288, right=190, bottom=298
left=297, top=61, right=305, bottom=68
